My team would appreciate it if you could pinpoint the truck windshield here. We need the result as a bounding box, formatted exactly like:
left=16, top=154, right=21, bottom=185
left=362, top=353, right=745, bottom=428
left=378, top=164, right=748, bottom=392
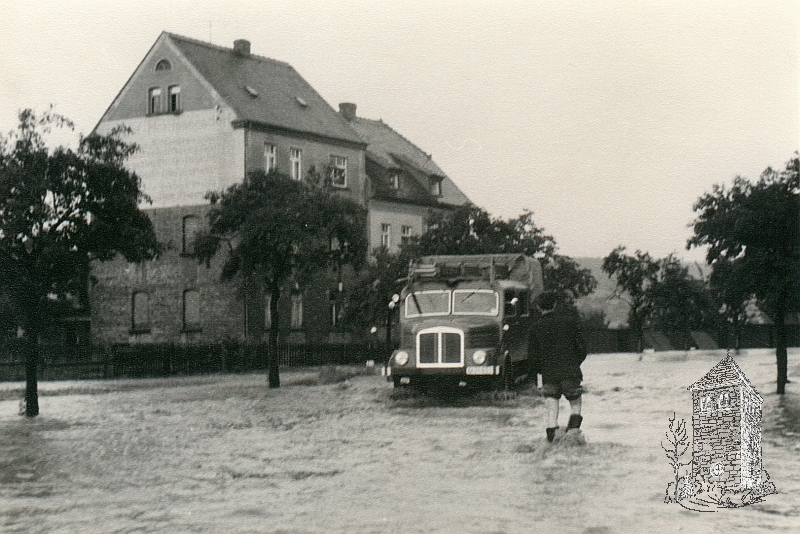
left=452, top=289, right=499, bottom=316
left=405, top=290, right=451, bottom=317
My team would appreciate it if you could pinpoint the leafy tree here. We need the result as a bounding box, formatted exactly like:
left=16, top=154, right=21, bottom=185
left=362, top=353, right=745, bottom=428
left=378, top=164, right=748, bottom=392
left=689, top=155, right=800, bottom=393
left=340, top=247, right=406, bottom=339
left=0, top=108, right=160, bottom=416
left=708, top=257, right=753, bottom=350
left=342, top=205, right=596, bottom=334
left=194, top=168, right=367, bottom=388
left=602, top=246, right=660, bottom=351
left=404, top=205, right=595, bottom=305
left=646, top=254, right=717, bottom=335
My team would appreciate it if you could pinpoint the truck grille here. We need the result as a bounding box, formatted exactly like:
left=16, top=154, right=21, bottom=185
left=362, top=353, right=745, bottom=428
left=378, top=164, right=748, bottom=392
left=417, top=328, right=464, bottom=367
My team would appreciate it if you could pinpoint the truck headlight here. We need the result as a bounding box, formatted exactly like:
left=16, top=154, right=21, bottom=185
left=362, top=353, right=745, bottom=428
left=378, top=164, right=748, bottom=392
left=394, top=351, right=409, bottom=366
left=472, top=350, right=487, bottom=365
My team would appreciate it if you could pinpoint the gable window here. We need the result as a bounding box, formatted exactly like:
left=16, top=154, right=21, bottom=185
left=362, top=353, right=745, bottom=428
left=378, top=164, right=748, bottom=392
left=168, top=85, right=181, bottom=113
left=290, top=148, right=302, bottom=180
left=291, top=293, right=303, bottom=328
left=329, top=155, right=347, bottom=187
left=148, top=87, right=162, bottom=114
left=430, top=177, right=442, bottom=197
left=183, top=289, right=201, bottom=331
left=155, top=59, right=172, bottom=71
left=132, top=291, right=150, bottom=332
left=264, top=144, right=277, bottom=172
left=182, top=215, right=200, bottom=254
left=401, top=225, right=413, bottom=245
left=380, top=223, right=391, bottom=249
left=390, top=172, right=401, bottom=190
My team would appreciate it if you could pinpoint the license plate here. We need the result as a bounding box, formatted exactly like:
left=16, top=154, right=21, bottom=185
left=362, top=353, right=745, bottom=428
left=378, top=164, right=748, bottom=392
left=466, top=366, right=497, bottom=375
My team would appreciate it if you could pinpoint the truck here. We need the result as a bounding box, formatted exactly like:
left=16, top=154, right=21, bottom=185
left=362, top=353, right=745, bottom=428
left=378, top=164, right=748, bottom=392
left=382, top=254, right=544, bottom=389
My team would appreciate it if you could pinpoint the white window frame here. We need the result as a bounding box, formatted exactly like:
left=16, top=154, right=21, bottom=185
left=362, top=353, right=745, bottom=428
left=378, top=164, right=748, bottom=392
left=291, top=293, right=303, bottom=329
left=290, top=148, right=302, bottom=180
left=430, top=178, right=442, bottom=196
left=168, top=85, right=181, bottom=112
left=401, top=225, right=413, bottom=245
left=183, top=289, right=201, bottom=331
left=148, top=87, right=161, bottom=114
left=264, top=144, right=277, bottom=172
left=380, top=223, right=391, bottom=249
left=330, top=155, right=347, bottom=188
left=264, top=294, right=272, bottom=329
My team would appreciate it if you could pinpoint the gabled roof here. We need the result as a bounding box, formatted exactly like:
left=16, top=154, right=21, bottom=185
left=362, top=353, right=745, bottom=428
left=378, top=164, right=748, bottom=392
left=345, top=115, right=470, bottom=206
left=165, top=33, right=364, bottom=145
left=687, top=353, right=762, bottom=401
left=346, top=116, right=445, bottom=176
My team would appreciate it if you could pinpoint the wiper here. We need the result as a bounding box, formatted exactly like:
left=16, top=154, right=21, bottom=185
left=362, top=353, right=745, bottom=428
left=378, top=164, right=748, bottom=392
left=459, top=291, right=477, bottom=304
left=411, top=292, right=423, bottom=315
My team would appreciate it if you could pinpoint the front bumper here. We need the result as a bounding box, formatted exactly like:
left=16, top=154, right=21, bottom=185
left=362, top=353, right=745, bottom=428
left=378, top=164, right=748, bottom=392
left=381, top=365, right=500, bottom=377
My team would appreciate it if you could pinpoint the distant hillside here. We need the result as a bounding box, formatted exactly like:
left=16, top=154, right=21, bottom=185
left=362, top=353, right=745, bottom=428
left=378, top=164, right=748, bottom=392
left=571, top=257, right=712, bottom=329
left=572, top=258, right=630, bottom=328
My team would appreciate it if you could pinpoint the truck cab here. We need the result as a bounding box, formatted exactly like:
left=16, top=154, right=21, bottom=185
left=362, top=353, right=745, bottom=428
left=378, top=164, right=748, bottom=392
left=383, top=254, right=543, bottom=389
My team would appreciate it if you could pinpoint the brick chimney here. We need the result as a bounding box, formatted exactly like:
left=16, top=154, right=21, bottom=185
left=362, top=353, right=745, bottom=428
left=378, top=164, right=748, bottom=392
left=233, top=39, right=251, bottom=55
left=339, top=102, right=357, bottom=121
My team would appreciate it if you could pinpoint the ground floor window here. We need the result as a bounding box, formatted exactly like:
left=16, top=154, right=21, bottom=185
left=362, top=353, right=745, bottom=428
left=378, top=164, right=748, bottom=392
left=291, top=293, right=303, bottom=329
left=183, top=289, right=201, bottom=331
left=132, top=291, right=150, bottom=332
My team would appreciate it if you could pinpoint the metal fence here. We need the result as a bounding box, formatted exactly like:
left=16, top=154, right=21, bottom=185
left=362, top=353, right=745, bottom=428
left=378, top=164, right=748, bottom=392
left=0, top=340, right=390, bottom=382
left=1, top=323, right=797, bottom=382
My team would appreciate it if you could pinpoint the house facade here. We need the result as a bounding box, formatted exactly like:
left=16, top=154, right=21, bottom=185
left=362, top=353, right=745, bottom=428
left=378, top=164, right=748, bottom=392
left=688, top=354, right=763, bottom=491
left=90, top=32, right=470, bottom=346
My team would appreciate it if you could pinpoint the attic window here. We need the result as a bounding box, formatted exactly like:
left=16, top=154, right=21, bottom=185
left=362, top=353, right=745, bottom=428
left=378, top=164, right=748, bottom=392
left=430, top=177, right=443, bottom=197
left=296, top=96, right=308, bottom=107
left=155, top=59, right=172, bottom=71
left=244, top=85, right=259, bottom=98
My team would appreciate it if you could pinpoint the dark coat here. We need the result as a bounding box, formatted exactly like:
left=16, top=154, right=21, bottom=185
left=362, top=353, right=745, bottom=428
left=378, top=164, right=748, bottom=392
left=529, top=308, right=587, bottom=382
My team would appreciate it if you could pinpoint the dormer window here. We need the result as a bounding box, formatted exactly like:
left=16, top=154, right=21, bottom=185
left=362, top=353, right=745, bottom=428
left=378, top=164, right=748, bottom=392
left=390, top=172, right=401, bottom=190
left=169, top=85, right=181, bottom=113
left=148, top=87, right=162, bottom=114
left=430, top=177, right=442, bottom=197
left=155, top=59, right=172, bottom=71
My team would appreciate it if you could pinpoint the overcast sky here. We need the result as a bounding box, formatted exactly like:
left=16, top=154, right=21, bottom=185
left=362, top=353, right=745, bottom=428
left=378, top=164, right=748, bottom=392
left=2, top=0, right=797, bottom=264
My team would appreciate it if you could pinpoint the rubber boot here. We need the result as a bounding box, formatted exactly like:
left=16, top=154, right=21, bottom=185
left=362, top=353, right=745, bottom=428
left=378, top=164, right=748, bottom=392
left=566, top=414, right=583, bottom=432
left=546, top=426, right=559, bottom=443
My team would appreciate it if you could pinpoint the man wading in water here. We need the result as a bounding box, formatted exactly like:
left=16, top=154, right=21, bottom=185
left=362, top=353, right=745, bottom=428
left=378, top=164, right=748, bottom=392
left=529, top=292, right=587, bottom=443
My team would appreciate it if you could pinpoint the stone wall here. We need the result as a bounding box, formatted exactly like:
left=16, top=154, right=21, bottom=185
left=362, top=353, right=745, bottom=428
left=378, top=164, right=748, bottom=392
left=691, top=384, right=743, bottom=492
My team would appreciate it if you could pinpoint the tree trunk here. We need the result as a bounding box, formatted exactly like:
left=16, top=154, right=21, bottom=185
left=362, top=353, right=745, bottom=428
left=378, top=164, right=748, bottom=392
left=267, top=287, right=281, bottom=388
left=774, top=307, right=788, bottom=395
left=24, top=313, right=39, bottom=417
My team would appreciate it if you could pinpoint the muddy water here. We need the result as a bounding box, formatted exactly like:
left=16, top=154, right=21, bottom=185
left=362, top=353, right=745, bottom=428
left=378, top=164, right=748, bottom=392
left=1, top=349, right=798, bottom=533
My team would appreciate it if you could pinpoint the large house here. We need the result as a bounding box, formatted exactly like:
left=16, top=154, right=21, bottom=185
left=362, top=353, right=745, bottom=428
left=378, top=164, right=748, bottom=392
left=90, top=32, right=470, bottom=346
